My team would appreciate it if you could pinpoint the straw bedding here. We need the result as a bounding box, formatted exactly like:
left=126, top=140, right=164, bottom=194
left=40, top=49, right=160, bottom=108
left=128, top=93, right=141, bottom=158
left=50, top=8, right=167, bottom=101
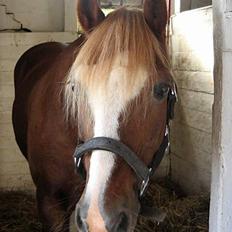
left=0, top=179, right=209, bottom=232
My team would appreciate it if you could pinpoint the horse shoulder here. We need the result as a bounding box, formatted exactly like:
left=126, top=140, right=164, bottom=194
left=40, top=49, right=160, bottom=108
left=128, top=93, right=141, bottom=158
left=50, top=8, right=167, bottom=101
left=12, top=40, right=78, bottom=158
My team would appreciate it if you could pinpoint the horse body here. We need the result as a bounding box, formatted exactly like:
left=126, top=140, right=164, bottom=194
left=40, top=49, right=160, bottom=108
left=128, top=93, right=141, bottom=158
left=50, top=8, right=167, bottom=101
left=13, top=39, right=85, bottom=231
left=13, top=1, right=173, bottom=231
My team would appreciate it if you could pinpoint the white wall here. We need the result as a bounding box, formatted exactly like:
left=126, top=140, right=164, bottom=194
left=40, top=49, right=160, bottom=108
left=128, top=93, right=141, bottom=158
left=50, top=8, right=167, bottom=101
left=170, top=7, right=214, bottom=193
left=0, top=0, right=65, bottom=31
left=0, top=32, right=77, bottom=190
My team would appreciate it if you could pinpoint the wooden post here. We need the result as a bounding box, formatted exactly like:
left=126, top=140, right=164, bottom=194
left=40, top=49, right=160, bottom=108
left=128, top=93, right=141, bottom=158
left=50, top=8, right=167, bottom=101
left=174, top=0, right=181, bottom=14
left=209, top=0, right=232, bottom=231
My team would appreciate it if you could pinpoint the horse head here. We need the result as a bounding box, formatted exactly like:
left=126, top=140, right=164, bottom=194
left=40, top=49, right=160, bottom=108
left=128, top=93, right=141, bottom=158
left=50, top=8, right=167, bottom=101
left=65, top=0, right=175, bottom=231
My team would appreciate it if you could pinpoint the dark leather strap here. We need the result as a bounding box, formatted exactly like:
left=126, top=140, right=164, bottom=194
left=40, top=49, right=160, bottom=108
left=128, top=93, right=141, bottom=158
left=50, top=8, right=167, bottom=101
left=149, top=130, right=169, bottom=175
left=73, top=85, right=177, bottom=198
left=74, top=137, right=150, bottom=181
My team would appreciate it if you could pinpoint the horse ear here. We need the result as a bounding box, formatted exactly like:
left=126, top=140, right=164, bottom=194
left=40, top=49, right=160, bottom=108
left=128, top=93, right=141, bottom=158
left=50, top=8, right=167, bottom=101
left=143, top=0, right=168, bottom=40
left=77, top=0, right=105, bottom=33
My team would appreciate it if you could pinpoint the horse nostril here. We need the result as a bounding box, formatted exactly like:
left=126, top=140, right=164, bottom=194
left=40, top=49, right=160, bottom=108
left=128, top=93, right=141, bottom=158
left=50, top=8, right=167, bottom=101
left=117, top=212, right=129, bottom=231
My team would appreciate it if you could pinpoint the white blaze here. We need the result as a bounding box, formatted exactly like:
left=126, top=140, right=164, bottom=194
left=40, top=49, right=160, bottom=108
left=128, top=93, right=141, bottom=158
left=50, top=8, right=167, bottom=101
left=84, top=60, right=148, bottom=207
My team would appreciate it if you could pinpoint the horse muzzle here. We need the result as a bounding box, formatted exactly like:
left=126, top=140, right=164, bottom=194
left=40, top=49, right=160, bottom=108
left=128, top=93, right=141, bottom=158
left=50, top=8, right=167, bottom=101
left=75, top=192, right=139, bottom=232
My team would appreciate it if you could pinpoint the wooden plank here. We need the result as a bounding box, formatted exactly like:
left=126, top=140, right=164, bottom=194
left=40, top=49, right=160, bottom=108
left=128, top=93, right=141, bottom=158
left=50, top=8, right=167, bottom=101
left=0, top=83, right=14, bottom=96
left=0, top=161, right=30, bottom=176
left=171, top=148, right=211, bottom=176
left=224, top=11, right=232, bottom=50
left=226, top=0, right=232, bottom=11
left=171, top=122, right=212, bottom=154
left=0, top=123, right=14, bottom=137
left=177, top=89, right=213, bottom=114
left=0, top=111, right=12, bottom=124
left=174, top=105, right=212, bottom=133
left=170, top=134, right=212, bottom=167
left=0, top=148, right=24, bottom=163
left=0, top=35, right=77, bottom=60
left=171, top=35, right=193, bottom=53
left=0, top=32, right=77, bottom=46
left=171, top=154, right=211, bottom=194
left=171, top=7, right=213, bottom=73
left=171, top=7, right=212, bottom=36
left=0, top=45, right=34, bottom=60
left=0, top=71, right=14, bottom=85
left=174, top=70, right=214, bottom=94
left=0, top=98, right=13, bottom=112
left=0, top=136, right=19, bottom=150
left=0, top=59, right=17, bottom=72
left=0, top=174, right=34, bottom=191
left=172, top=51, right=213, bottom=72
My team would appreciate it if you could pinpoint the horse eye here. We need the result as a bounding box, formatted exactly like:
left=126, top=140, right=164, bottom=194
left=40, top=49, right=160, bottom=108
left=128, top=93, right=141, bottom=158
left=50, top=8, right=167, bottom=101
left=153, top=83, right=170, bottom=100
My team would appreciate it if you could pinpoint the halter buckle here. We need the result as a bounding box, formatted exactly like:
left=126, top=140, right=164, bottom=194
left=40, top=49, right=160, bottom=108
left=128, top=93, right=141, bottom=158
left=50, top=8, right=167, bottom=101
left=167, top=84, right=178, bottom=121
left=140, top=168, right=152, bottom=197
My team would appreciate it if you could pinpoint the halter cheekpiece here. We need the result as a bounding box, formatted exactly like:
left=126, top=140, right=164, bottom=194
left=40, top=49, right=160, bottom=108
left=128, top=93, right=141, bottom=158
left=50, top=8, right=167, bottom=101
left=73, top=85, right=177, bottom=198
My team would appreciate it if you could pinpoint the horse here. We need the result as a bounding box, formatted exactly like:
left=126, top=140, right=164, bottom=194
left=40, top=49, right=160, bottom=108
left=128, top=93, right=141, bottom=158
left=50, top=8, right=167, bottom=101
left=12, top=0, right=176, bottom=231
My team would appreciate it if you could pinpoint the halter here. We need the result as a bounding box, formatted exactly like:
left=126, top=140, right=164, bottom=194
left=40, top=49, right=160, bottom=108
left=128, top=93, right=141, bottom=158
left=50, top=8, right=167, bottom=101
left=73, top=85, right=177, bottom=198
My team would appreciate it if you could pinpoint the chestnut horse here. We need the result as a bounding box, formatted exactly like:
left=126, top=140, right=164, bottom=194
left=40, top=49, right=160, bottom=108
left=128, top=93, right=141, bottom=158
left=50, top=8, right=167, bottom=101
left=12, top=0, right=175, bottom=231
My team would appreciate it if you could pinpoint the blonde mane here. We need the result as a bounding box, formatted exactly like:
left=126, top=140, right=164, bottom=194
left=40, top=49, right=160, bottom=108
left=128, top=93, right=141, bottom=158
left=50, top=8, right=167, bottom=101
left=65, top=7, right=169, bottom=121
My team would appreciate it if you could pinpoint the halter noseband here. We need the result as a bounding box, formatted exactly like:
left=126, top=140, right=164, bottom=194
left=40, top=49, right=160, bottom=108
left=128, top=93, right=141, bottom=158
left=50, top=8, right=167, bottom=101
left=73, top=85, right=177, bottom=198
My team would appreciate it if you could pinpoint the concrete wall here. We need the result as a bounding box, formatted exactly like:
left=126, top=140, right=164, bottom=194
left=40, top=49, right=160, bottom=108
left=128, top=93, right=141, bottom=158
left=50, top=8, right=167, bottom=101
left=0, top=32, right=77, bottom=190
left=170, top=7, right=214, bottom=193
left=0, top=0, right=64, bottom=31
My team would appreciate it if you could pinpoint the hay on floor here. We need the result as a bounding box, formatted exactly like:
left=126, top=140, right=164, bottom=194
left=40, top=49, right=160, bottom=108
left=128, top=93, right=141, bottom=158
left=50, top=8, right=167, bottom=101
left=0, top=179, right=209, bottom=232
left=0, top=191, right=41, bottom=232
left=136, top=179, right=209, bottom=232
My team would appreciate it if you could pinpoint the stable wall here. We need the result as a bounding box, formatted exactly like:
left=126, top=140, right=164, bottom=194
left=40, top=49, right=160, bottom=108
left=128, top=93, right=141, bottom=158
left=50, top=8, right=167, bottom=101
left=0, top=3, right=214, bottom=193
left=0, top=32, right=77, bottom=190
left=169, top=7, right=214, bottom=193
left=0, top=0, right=64, bottom=31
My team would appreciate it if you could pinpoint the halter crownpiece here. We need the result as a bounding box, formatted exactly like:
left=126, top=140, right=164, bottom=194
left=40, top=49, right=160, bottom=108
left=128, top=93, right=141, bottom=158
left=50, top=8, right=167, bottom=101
left=73, top=86, right=177, bottom=198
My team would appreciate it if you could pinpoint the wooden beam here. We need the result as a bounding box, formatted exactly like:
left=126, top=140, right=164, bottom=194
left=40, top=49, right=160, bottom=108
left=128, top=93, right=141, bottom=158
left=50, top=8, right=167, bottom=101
left=209, top=0, right=232, bottom=231
left=174, top=0, right=181, bottom=14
